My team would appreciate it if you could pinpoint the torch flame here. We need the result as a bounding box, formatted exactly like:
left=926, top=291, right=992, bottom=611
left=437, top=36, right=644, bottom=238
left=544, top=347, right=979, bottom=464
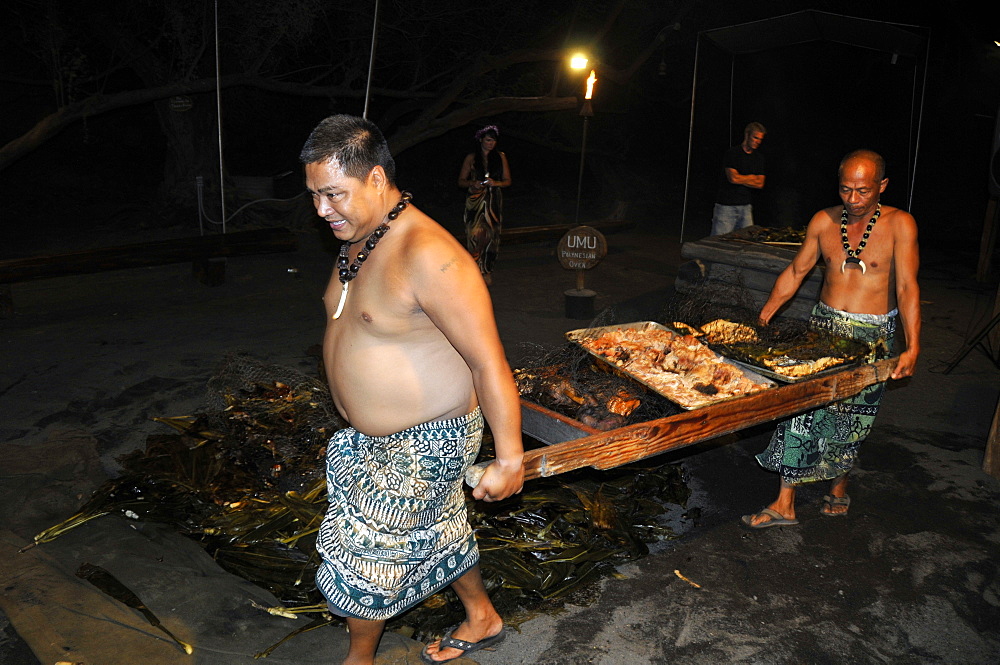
left=585, top=70, right=597, bottom=100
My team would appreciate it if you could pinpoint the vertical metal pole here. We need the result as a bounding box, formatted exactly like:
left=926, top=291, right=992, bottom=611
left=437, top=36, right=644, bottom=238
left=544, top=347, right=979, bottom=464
left=575, top=115, right=590, bottom=226
left=680, top=34, right=701, bottom=243
left=363, top=0, right=380, bottom=120
left=909, top=28, right=931, bottom=213
left=214, top=0, right=226, bottom=233
left=728, top=56, right=735, bottom=143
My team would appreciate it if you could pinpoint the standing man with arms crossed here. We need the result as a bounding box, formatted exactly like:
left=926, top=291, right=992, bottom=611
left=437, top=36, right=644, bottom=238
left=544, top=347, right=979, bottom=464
left=742, top=149, right=920, bottom=528
left=711, top=121, right=767, bottom=236
left=300, top=115, right=524, bottom=664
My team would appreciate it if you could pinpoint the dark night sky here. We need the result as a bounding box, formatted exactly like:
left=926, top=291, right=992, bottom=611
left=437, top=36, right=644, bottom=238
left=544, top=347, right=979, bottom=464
left=1, top=2, right=997, bottom=254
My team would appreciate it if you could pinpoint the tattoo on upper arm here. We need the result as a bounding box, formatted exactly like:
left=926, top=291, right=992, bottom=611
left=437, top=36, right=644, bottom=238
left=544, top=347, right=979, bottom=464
left=440, top=257, right=457, bottom=272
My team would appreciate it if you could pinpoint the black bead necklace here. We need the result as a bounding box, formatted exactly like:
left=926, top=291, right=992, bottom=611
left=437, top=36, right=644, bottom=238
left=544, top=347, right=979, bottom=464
left=840, top=202, right=880, bottom=274
left=331, top=191, right=413, bottom=319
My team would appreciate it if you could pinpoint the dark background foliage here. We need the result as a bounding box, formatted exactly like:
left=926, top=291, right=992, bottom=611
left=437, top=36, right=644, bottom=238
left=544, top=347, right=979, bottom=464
left=1, top=0, right=997, bottom=255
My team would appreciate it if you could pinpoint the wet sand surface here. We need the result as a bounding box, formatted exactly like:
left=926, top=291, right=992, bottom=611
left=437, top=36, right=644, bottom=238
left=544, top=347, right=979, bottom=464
left=2, top=216, right=998, bottom=664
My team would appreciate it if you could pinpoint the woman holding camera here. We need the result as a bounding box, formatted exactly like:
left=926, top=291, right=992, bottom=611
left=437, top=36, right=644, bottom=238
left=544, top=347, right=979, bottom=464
left=458, top=125, right=511, bottom=285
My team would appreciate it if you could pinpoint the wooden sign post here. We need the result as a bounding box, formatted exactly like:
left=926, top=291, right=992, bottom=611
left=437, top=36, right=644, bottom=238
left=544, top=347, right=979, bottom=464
left=557, top=225, right=607, bottom=319
left=985, top=396, right=1000, bottom=480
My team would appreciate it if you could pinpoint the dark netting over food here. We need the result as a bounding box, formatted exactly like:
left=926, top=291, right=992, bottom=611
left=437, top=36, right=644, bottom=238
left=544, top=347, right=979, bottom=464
left=203, top=353, right=345, bottom=494
left=514, top=351, right=686, bottom=427
left=513, top=331, right=684, bottom=430
left=661, top=278, right=765, bottom=332
left=661, top=285, right=882, bottom=372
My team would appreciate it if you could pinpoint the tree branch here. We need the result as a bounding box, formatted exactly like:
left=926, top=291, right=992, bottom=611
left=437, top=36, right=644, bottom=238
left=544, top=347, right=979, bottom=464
left=2, top=3, right=692, bottom=173
left=387, top=95, right=578, bottom=155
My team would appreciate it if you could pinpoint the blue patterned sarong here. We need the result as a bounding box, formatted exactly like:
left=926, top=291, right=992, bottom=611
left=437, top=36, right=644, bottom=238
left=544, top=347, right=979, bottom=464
left=316, top=409, right=482, bottom=620
left=756, top=302, right=897, bottom=484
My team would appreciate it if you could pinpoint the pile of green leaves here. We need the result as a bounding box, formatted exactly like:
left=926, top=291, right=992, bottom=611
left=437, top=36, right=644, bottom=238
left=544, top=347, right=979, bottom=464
left=36, top=370, right=690, bottom=653
left=445, top=449, right=689, bottom=635
left=735, top=225, right=808, bottom=244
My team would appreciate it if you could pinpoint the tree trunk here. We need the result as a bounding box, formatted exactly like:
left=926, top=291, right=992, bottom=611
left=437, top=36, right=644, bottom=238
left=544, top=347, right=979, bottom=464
left=153, top=96, right=221, bottom=209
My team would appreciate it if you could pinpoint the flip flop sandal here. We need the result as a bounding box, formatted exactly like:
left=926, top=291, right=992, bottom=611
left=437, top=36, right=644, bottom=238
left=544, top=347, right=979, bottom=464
left=420, top=625, right=507, bottom=664
left=740, top=507, right=799, bottom=529
left=821, top=494, right=851, bottom=517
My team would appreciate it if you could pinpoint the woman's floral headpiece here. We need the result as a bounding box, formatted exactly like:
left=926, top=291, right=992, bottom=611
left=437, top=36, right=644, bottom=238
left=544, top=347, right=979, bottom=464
left=475, top=125, right=499, bottom=140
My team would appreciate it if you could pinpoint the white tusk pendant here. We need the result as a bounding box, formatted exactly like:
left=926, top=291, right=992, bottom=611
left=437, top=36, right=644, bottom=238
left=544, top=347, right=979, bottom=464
left=332, top=281, right=349, bottom=319
left=840, top=257, right=866, bottom=274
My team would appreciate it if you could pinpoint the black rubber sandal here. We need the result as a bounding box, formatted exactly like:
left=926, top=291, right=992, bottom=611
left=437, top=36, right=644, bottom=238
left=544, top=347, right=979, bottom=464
left=420, top=625, right=507, bottom=663
left=821, top=493, right=851, bottom=517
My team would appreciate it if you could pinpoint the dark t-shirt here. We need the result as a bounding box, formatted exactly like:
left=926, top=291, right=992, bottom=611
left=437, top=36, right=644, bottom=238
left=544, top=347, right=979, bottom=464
left=716, top=145, right=766, bottom=206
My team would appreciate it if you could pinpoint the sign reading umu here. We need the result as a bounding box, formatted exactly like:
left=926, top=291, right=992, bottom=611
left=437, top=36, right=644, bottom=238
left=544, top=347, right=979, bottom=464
left=557, top=226, right=607, bottom=270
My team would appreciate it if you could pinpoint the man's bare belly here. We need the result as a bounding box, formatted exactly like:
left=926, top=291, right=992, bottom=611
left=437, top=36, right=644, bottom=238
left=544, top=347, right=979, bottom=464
left=820, top=277, right=895, bottom=316
left=323, top=334, right=477, bottom=437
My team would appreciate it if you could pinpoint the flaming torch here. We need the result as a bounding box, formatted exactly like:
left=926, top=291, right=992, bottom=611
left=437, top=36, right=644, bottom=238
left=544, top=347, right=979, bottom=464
left=575, top=69, right=596, bottom=225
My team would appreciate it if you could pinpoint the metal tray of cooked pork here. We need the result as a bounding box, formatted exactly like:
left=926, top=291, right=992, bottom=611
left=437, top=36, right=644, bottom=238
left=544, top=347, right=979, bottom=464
left=674, top=318, right=875, bottom=384
left=711, top=350, right=862, bottom=384
left=698, top=325, right=874, bottom=384
left=565, top=321, right=776, bottom=410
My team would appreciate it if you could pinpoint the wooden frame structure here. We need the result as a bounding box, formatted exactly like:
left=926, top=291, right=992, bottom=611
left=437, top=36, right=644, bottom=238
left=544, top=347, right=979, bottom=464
left=0, top=228, right=298, bottom=314
left=680, top=10, right=929, bottom=242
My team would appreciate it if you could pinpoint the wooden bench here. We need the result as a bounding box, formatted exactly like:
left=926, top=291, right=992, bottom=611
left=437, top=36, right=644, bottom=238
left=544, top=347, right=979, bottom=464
left=0, top=221, right=630, bottom=314
left=0, top=227, right=298, bottom=314
left=677, top=232, right=820, bottom=321
left=452, top=218, right=635, bottom=246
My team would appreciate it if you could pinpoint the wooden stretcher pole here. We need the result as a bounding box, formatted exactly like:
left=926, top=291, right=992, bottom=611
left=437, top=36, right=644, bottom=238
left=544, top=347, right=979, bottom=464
left=984, top=394, right=1000, bottom=480
left=467, top=357, right=898, bottom=487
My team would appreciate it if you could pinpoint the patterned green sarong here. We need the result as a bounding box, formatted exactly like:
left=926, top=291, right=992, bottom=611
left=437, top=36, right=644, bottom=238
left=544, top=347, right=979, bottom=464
left=756, top=302, right=897, bottom=485
left=464, top=181, right=503, bottom=275
left=316, top=409, right=482, bottom=620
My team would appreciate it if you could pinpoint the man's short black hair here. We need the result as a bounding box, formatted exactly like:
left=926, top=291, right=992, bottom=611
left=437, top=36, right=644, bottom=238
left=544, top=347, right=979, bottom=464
left=299, top=114, right=396, bottom=184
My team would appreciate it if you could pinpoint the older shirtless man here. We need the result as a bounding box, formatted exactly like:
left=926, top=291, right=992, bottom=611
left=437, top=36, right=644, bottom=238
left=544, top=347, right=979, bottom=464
left=742, top=149, right=920, bottom=528
left=300, top=115, right=523, bottom=664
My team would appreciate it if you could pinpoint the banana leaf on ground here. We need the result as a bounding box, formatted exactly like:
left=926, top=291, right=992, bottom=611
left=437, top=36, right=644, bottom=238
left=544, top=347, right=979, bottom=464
left=34, top=353, right=691, bottom=653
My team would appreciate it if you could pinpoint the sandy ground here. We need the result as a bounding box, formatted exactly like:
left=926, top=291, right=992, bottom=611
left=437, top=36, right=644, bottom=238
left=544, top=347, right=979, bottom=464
left=2, top=215, right=999, bottom=664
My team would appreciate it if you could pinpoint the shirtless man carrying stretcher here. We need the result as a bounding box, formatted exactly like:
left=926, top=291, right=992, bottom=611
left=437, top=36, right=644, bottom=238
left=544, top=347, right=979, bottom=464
left=301, top=115, right=523, bottom=664
left=743, top=149, right=921, bottom=528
